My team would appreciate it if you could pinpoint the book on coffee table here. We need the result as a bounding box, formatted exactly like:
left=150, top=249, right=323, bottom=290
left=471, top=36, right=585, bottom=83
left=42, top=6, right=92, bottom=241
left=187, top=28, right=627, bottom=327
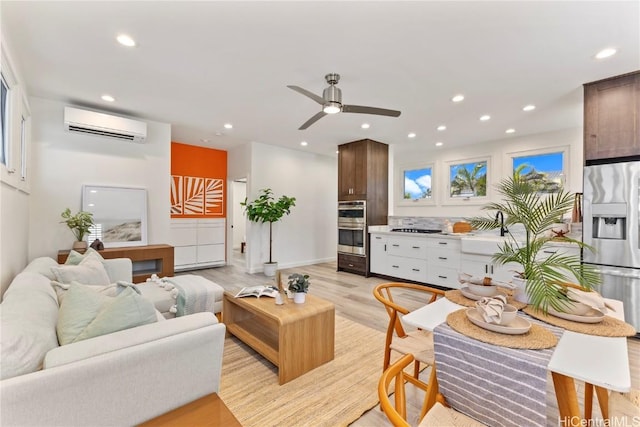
left=234, top=285, right=279, bottom=299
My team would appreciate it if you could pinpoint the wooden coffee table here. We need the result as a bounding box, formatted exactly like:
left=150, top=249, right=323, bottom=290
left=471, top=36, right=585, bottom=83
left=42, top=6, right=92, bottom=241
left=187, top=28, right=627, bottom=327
left=223, top=292, right=335, bottom=384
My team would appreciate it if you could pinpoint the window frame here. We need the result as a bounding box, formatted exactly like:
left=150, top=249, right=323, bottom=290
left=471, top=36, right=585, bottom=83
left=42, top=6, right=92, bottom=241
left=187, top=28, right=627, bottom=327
left=506, top=146, right=570, bottom=193
left=395, top=161, right=436, bottom=206
left=443, top=156, right=491, bottom=205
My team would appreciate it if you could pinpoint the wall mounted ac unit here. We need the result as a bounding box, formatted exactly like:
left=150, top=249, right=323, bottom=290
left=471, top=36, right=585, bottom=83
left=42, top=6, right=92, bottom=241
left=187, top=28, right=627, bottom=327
left=64, top=107, right=147, bottom=143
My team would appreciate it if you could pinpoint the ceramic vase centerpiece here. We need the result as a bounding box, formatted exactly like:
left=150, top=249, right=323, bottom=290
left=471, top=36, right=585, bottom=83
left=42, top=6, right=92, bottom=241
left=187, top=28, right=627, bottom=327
left=467, top=173, right=601, bottom=314
left=241, top=188, right=296, bottom=277
left=287, top=273, right=310, bottom=304
left=60, top=208, right=94, bottom=251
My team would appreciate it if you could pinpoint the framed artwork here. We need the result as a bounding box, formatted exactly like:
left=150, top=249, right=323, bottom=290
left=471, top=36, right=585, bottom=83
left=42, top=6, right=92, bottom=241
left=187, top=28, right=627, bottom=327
left=397, top=162, right=435, bottom=205
left=508, top=146, right=568, bottom=193
left=445, top=157, right=489, bottom=204
left=82, top=185, right=148, bottom=248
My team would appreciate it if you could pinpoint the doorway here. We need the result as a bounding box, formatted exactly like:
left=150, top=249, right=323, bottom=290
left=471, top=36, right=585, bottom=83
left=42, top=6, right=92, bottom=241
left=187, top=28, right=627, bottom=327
left=229, top=178, right=247, bottom=270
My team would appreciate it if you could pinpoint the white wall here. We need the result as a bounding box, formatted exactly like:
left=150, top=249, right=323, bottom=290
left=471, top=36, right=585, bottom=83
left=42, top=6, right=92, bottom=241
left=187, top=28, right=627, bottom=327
left=242, top=142, right=337, bottom=274
left=27, top=98, right=171, bottom=260
left=391, top=127, right=583, bottom=218
left=1, top=183, right=30, bottom=297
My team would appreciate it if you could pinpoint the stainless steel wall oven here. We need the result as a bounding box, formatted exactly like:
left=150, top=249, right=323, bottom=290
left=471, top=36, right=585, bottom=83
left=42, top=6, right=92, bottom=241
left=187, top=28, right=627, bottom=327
left=338, top=200, right=366, bottom=256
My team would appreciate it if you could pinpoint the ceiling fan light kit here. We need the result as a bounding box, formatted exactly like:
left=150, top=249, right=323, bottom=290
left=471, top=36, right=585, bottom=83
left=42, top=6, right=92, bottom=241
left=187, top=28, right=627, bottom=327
left=288, top=73, right=401, bottom=129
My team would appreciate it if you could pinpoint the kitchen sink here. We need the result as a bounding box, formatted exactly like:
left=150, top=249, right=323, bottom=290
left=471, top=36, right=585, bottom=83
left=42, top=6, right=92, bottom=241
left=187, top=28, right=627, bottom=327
left=460, top=235, right=521, bottom=255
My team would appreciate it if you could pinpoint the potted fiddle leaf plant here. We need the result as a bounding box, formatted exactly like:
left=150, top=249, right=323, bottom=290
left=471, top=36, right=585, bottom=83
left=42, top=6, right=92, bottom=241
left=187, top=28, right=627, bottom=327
left=287, top=273, right=310, bottom=304
left=467, top=174, right=601, bottom=314
left=241, top=188, right=296, bottom=277
left=60, top=208, right=94, bottom=251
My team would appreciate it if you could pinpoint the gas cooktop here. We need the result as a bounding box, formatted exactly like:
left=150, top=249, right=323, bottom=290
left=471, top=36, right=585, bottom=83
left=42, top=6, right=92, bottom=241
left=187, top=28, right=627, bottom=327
left=391, top=228, right=442, bottom=234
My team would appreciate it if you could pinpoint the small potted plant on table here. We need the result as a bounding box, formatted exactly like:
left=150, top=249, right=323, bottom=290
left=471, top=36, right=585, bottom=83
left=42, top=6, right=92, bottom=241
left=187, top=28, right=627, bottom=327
left=287, top=273, right=310, bottom=304
left=60, top=208, right=94, bottom=251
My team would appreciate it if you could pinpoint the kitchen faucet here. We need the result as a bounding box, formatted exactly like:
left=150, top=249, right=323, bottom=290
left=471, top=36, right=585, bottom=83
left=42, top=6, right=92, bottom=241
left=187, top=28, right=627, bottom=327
left=496, top=211, right=507, bottom=236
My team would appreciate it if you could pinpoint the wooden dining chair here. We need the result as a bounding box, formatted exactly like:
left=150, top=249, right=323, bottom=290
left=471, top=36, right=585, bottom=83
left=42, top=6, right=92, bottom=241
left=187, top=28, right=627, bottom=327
left=373, top=282, right=444, bottom=378
left=378, top=353, right=486, bottom=427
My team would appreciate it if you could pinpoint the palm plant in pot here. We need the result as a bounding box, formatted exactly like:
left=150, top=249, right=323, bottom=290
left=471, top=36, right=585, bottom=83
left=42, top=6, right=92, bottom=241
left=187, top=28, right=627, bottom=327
left=241, top=188, right=296, bottom=277
left=287, top=273, right=310, bottom=304
left=60, top=208, right=94, bottom=251
left=467, top=174, right=601, bottom=314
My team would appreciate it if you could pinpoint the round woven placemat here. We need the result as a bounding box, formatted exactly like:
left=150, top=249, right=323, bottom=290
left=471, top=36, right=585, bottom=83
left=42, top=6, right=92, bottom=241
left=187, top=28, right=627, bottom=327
left=445, top=289, right=528, bottom=310
left=523, top=307, right=636, bottom=337
left=446, top=309, right=558, bottom=349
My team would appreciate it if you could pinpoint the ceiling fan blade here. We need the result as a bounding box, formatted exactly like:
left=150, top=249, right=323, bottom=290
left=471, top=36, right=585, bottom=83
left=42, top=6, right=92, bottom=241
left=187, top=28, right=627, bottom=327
left=299, top=111, right=327, bottom=130
left=342, top=104, right=401, bottom=117
left=287, top=85, right=325, bottom=105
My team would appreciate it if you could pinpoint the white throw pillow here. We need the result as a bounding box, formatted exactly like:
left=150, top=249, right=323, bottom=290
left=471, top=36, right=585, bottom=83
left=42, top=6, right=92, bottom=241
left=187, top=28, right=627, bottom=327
left=51, top=252, right=111, bottom=286
left=51, top=280, right=141, bottom=305
left=56, top=284, right=157, bottom=345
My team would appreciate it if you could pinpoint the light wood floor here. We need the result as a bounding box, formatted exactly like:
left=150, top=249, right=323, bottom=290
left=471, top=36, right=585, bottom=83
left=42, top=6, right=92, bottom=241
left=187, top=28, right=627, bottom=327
left=186, top=250, right=640, bottom=426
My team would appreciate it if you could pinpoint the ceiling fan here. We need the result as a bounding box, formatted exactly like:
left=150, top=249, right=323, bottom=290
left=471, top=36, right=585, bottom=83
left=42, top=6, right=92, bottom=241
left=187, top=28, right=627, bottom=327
left=287, top=73, right=401, bottom=130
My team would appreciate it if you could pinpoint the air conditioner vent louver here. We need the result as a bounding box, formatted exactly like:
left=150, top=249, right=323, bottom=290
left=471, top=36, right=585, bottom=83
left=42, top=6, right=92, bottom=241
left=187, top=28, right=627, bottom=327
left=64, top=107, right=147, bottom=143
left=67, top=125, right=137, bottom=141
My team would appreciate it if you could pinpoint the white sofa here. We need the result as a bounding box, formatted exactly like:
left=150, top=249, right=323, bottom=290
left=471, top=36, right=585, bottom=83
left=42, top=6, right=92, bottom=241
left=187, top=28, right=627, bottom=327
left=0, top=256, right=226, bottom=427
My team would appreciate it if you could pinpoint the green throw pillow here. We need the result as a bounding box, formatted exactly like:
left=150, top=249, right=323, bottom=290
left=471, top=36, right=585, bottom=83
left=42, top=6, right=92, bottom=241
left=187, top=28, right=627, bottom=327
left=64, top=247, right=104, bottom=265
left=56, top=283, right=157, bottom=345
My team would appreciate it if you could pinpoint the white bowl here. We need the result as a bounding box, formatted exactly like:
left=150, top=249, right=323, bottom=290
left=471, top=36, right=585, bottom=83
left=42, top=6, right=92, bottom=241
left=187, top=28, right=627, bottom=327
left=499, top=304, right=518, bottom=325
left=467, top=282, right=498, bottom=297
left=559, top=301, right=591, bottom=316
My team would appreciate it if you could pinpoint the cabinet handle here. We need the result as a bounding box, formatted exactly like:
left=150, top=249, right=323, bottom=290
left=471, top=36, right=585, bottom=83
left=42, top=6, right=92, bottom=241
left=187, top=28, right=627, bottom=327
left=392, top=244, right=399, bottom=247
left=384, top=244, right=387, bottom=251
left=543, top=250, right=557, bottom=254
left=375, top=236, right=382, bottom=240
left=438, top=275, right=447, bottom=279
left=485, top=265, right=488, bottom=273
left=412, top=246, right=420, bottom=249
left=412, top=268, right=420, bottom=272
left=392, top=265, right=399, bottom=268
left=490, top=265, right=494, bottom=274
left=438, top=256, right=447, bottom=260
left=439, top=242, right=448, bottom=245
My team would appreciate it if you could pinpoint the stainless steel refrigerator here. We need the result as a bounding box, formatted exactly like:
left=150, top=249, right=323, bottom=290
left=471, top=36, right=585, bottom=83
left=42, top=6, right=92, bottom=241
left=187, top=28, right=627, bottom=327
left=583, top=160, right=640, bottom=331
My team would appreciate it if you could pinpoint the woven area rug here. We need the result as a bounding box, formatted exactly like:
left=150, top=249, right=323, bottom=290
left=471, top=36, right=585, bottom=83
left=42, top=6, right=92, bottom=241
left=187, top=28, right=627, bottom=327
left=219, top=315, right=386, bottom=427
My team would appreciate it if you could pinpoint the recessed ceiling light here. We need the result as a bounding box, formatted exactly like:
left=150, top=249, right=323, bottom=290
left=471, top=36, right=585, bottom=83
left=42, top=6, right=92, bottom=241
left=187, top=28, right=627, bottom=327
left=300, top=141, right=308, bottom=146
left=361, top=123, right=370, bottom=129
left=223, top=123, right=233, bottom=129
left=435, top=142, right=443, bottom=147
left=200, top=138, right=210, bottom=143
left=595, top=48, right=617, bottom=59
left=101, top=94, right=115, bottom=102
left=522, top=104, right=536, bottom=112
left=451, top=94, right=465, bottom=103
left=437, top=125, right=447, bottom=131
left=116, top=34, right=136, bottom=47
left=505, top=128, right=516, bottom=134
left=480, top=115, right=491, bottom=121
left=408, top=133, right=416, bottom=138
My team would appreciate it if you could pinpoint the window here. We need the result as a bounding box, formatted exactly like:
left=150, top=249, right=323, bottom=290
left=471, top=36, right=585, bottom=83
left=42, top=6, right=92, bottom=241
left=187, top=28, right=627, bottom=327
left=1, top=74, right=8, bottom=166
left=446, top=158, right=489, bottom=203
left=397, top=162, right=435, bottom=206
left=509, top=147, right=568, bottom=193
left=20, top=113, right=27, bottom=180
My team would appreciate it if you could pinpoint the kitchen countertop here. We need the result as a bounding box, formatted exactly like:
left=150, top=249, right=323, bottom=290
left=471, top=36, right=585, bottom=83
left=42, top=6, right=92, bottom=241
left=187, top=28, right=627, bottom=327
left=368, top=225, right=582, bottom=246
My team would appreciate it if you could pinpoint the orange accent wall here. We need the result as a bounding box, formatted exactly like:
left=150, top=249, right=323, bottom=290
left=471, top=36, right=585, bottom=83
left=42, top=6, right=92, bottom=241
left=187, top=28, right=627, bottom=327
left=171, top=142, right=227, bottom=218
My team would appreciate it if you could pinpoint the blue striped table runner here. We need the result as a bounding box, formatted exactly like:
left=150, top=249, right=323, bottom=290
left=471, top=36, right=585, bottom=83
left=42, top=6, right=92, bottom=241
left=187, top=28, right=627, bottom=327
left=433, top=315, right=564, bottom=427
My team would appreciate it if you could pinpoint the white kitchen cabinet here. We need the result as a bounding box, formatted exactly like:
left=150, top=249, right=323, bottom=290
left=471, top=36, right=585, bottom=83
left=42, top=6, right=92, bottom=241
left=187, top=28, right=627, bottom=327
left=426, top=238, right=461, bottom=288
left=370, top=234, right=393, bottom=277
left=170, top=218, right=226, bottom=271
left=459, top=253, right=519, bottom=283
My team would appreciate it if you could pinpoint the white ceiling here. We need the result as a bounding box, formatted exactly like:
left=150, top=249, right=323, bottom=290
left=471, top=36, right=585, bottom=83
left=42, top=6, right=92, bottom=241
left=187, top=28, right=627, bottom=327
left=2, top=1, right=639, bottom=157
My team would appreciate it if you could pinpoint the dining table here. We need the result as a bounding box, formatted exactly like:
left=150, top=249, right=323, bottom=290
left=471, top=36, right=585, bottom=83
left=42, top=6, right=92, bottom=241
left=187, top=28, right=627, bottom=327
left=402, top=297, right=631, bottom=426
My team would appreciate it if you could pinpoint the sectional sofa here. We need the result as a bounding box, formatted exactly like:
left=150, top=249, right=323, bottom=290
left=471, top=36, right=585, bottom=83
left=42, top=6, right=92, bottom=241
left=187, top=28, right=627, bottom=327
left=0, top=255, right=226, bottom=426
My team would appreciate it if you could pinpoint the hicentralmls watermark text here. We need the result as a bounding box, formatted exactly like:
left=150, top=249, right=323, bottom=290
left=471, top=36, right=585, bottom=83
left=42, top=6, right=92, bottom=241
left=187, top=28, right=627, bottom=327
left=558, top=416, right=640, bottom=427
